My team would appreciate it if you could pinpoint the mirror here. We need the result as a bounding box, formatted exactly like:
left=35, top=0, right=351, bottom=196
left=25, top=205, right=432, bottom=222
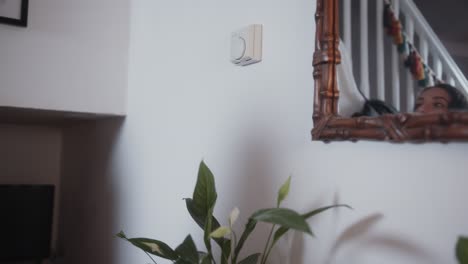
left=312, top=0, right=468, bottom=142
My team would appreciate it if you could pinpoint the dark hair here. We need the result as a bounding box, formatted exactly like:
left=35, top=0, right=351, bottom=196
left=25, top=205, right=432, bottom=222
left=352, top=99, right=398, bottom=117
left=419, top=84, right=468, bottom=111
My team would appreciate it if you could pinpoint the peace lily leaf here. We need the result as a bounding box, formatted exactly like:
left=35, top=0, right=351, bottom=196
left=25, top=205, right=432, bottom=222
left=238, top=253, right=261, bottom=264
left=126, top=237, right=178, bottom=260
left=273, top=224, right=307, bottom=246
left=185, top=198, right=227, bottom=249
left=277, top=176, right=291, bottom=207
left=185, top=198, right=207, bottom=229
left=198, top=251, right=208, bottom=260
left=184, top=198, right=222, bottom=231
left=229, top=207, right=240, bottom=227
left=200, top=254, right=212, bottom=264
left=233, top=219, right=257, bottom=263
left=457, top=236, right=468, bottom=264
left=193, top=161, right=217, bottom=217
left=272, top=204, right=351, bottom=245
left=175, top=235, right=199, bottom=264
left=116, top=230, right=127, bottom=239
left=210, top=226, right=231, bottom=238
left=204, top=206, right=214, bottom=255
left=220, top=239, right=231, bottom=264
left=117, top=162, right=352, bottom=264
left=214, top=237, right=230, bottom=256
left=142, top=242, right=163, bottom=254
left=302, top=204, right=352, bottom=219
left=251, top=208, right=311, bottom=234
left=116, top=231, right=177, bottom=260
left=175, top=259, right=192, bottom=264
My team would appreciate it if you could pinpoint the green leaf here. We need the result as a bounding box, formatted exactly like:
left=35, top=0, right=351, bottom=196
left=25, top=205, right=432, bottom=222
left=238, top=253, right=261, bottom=264
left=220, top=239, right=231, bottom=264
left=175, top=259, right=193, bottom=264
left=272, top=204, right=351, bottom=246
left=198, top=251, right=208, bottom=259
left=116, top=230, right=127, bottom=239
left=185, top=198, right=208, bottom=229
left=272, top=226, right=293, bottom=247
left=126, top=237, right=178, bottom=260
left=200, top=254, right=212, bottom=264
left=193, top=161, right=217, bottom=218
left=204, top=206, right=214, bottom=257
left=210, top=226, right=231, bottom=238
left=116, top=231, right=178, bottom=260
left=185, top=198, right=227, bottom=249
left=457, top=236, right=468, bottom=264
left=175, top=235, right=199, bottom=264
left=251, top=208, right=311, bottom=234
left=302, top=204, right=352, bottom=219
left=184, top=198, right=221, bottom=230
left=233, top=219, right=257, bottom=263
left=277, top=176, right=291, bottom=207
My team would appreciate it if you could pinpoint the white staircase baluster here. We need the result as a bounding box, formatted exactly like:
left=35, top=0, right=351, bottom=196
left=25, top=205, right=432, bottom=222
left=434, top=56, right=443, bottom=81
left=360, top=0, right=370, bottom=98
left=344, top=0, right=352, bottom=61
left=419, top=37, right=429, bottom=88
left=391, top=0, right=401, bottom=110
left=448, top=76, right=456, bottom=86
left=419, top=37, right=429, bottom=65
left=426, top=70, right=435, bottom=87
left=376, top=0, right=385, bottom=101
left=406, top=18, right=415, bottom=111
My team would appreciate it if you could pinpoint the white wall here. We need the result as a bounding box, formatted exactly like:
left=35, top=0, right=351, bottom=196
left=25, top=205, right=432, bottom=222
left=0, top=0, right=129, bottom=115
left=112, top=0, right=317, bottom=262
left=105, top=0, right=468, bottom=264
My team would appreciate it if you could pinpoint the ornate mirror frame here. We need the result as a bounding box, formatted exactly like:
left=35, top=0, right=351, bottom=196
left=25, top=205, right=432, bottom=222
left=312, top=0, right=468, bottom=142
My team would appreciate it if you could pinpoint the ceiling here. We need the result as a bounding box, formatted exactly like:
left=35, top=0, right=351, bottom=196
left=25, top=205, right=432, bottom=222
left=413, top=0, right=468, bottom=42
left=413, top=0, right=468, bottom=75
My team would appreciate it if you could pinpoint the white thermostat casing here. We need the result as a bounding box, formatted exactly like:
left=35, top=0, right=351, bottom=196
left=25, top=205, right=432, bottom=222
left=230, top=24, right=262, bottom=66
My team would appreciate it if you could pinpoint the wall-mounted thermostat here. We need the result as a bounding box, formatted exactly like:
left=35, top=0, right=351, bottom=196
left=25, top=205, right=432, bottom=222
left=230, top=24, right=262, bottom=66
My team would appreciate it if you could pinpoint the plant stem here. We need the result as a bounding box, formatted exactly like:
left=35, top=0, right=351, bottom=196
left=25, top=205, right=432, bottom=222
left=231, top=231, right=238, bottom=264
left=233, top=232, right=238, bottom=254
left=260, top=224, right=276, bottom=264
left=263, top=238, right=277, bottom=263
left=143, top=251, right=158, bottom=264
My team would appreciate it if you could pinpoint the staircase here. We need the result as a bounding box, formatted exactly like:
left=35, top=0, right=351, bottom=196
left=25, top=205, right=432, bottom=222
left=339, top=0, right=468, bottom=112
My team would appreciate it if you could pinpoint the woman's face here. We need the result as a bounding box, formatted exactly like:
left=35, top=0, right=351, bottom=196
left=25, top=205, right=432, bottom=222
left=415, top=87, right=451, bottom=114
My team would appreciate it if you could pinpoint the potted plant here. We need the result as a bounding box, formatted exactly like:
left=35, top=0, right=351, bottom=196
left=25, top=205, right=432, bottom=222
left=457, top=236, right=468, bottom=264
left=117, top=161, right=350, bottom=264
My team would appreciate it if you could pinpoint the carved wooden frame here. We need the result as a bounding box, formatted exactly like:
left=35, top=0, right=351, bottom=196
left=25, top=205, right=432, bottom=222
left=312, top=0, right=468, bottom=142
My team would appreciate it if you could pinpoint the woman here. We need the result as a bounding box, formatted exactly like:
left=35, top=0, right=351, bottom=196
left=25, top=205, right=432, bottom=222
left=414, top=84, right=468, bottom=114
